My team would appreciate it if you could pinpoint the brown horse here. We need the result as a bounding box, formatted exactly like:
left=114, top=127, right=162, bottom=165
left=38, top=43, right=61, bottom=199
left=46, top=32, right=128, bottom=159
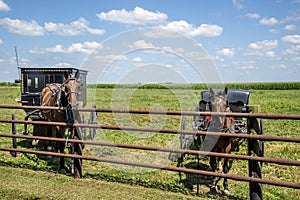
left=41, top=70, right=83, bottom=178
left=201, top=88, right=234, bottom=196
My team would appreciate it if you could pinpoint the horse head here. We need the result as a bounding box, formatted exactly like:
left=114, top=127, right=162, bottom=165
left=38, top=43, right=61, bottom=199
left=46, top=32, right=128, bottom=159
left=62, top=70, right=83, bottom=109
left=209, top=88, right=230, bottom=130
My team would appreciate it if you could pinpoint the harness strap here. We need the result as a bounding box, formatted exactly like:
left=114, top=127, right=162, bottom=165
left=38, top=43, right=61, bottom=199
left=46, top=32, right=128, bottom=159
left=65, top=105, right=73, bottom=123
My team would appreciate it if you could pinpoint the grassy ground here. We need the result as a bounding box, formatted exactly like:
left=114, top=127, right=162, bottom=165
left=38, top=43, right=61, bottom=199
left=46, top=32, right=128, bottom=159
left=0, top=86, right=299, bottom=199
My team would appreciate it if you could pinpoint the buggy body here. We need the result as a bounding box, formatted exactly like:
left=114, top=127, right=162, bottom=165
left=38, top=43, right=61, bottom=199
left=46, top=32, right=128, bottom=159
left=17, top=67, right=87, bottom=120
left=193, top=89, right=250, bottom=135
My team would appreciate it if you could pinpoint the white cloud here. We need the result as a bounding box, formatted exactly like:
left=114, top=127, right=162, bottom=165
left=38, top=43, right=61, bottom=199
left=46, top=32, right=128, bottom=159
left=162, top=46, right=185, bottom=56
left=291, top=56, right=300, bottom=61
left=164, top=20, right=223, bottom=37
left=269, top=29, right=279, bottom=34
left=244, top=51, right=264, bottom=57
left=97, top=6, right=167, bottom=25
left=259, top=17, right=278, bottom=26
left=241, top=65, right=254, bottom=70
left=44, top=17, right=105, bottom=36
left=130, top=40, right=155, bottom=49
left=53, top=62, right=72, bottom=68
left=0, top=38, right=3, bottom=45
left=133, top=57, right=142, bottom=63
left=265, top=51, right=280, bottom=60
left=281, top=11, right=300, bottom=23
left=94, top=54, right=128, bottom=64
left=0, top=0, right=10, bottom=11
left=215, top=55, right=224, bottom=62
left=272, top=64, right=287, bottom=69
left=282, top=45, right=300, bottom=55
left=278, top=64, right=287, bottom=69
left=217, top=48, right=234, bottom=56
left=248, top=40, right=278, bottom=50
left=284, top=24, right=297, bottom=31
left=0, top=17, right=105, bottom=36
left=30, top=41, right=102, bottom=54
left=245, top=13, right=261, bottom=19
left=281, top=34, right=300, bottom=44
left=232, top=0, right=244, bottom=9
left=0, top=17, right=45, bottom=36
left=265, top=51, right=276, bottom=57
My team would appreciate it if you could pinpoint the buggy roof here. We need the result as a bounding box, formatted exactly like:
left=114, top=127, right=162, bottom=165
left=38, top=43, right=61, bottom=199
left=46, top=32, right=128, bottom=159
left=200, top=89, right=250, bottom=105
left=20, top=67, right=88, bottom=74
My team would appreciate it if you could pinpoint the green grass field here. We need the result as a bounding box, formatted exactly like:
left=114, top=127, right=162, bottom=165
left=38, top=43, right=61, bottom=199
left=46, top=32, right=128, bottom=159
left=0, top=85, right=299, bottom=200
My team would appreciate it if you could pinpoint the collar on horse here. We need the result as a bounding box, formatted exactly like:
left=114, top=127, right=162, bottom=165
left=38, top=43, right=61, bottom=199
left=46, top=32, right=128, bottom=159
left=44, top=83, right=63, bottom=107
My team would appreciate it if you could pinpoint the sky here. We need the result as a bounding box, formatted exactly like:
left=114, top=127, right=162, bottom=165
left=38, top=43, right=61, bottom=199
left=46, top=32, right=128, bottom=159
left=0, top=0, right=299, bottom=83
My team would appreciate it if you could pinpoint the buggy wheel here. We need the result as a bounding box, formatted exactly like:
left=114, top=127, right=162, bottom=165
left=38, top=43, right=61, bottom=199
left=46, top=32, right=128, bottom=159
left=89, top=104, right=98, bottom=140
left=71, top=118, right=84, bottom=178
left=179, top=115, right=187, bottom=160
left=259, top=119, right=264, bottom=160
left=69, top=134, right=83, bottom=178
left=73, top=135, right=83, bottom=178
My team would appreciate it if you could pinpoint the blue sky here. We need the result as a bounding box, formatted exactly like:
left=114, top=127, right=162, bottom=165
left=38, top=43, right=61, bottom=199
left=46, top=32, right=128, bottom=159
left=0, top=0, right=299, bottom=83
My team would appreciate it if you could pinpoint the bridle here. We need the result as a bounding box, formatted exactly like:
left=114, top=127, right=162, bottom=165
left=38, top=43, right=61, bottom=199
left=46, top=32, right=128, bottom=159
left=62, top=77, right=82, bottom=104
left=209, top=94, right=231, bottom=131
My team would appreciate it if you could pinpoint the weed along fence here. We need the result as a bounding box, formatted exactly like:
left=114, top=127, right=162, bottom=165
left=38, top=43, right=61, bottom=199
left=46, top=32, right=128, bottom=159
left=0, top=105, right=299, bottom=200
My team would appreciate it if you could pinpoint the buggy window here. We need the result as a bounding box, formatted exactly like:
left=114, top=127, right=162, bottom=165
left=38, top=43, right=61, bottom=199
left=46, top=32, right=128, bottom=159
left=25, top=74, right=44, bottom=93
left=35, top=77, right=39, bottom=89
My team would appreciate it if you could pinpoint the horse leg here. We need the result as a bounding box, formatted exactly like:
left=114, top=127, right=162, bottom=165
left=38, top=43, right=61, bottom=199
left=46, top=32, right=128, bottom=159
left=46, top=126, right=53, bottom=152
left=210, top=156, right=218, bottom=193
left=66, top=126, right=83, bottom=178
left=57, top=126, right=66, bottom=175
left=223, top=158, right=231, bottom=196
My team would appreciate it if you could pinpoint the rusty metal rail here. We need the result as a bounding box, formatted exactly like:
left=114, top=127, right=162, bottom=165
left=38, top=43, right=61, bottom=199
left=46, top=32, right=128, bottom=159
left=0, top=147, right=299, bottom=189
left=0, top=104, right=299, bottom=196
left=1, top=133, right=299, bottom=166
left=1, top=105, right=300, bottom=120
left=0, top=118, right=299, bottom=143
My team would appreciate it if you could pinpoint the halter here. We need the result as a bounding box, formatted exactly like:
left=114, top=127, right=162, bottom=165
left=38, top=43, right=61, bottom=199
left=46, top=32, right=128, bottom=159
left=209, top=93, right=233, bottom=131
left=210, top=94, right=228, bottom=112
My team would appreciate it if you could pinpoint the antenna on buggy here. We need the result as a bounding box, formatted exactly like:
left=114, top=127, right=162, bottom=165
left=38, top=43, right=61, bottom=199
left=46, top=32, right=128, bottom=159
left=14, top=46, right=21, bottom=83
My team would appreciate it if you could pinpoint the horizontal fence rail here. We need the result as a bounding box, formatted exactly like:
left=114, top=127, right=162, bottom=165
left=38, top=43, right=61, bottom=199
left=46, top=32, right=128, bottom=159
left=0, top=147, right=299, bottom=190
left=0, top=119, right=299, bottom=143
left=0, top=104, right=299, bottom=197
left=1, top=133, right=299, bottom=166
left=1, top=105, right=300, bottom=120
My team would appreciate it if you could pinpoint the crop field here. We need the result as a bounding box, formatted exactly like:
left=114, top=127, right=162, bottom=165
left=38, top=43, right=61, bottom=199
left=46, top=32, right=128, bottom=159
left=0, top=84, right=299, bottom=200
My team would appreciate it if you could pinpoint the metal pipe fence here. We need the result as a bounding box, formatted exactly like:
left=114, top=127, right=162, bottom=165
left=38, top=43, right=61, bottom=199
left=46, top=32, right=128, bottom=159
left=0, top=105, right=299, bottom=199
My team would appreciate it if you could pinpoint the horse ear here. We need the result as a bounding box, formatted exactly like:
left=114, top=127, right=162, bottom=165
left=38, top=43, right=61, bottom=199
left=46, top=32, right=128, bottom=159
left=75, top=70, right=80, bottom=79
left=64, top=71, right=70, bottom=80
left=210, top=88, right=215, bottom=96
left=224, top=87, right=228, bottom=95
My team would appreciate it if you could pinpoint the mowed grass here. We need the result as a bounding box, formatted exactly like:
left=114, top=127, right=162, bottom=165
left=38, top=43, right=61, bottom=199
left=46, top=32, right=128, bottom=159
left=0, top=86, right=299, bottom=200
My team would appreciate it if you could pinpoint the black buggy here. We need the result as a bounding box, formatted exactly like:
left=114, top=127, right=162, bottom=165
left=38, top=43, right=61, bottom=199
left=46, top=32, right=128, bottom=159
left=16, top=67, right=98, bottom=141
left=180, top=88, right=264, bottom=198
left=14, top=67, right=98, bottom=177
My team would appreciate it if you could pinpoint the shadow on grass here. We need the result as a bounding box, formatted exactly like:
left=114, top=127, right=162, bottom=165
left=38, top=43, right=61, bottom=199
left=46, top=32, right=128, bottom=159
left=0, top=138, right=72, bottom=174
left=177, top=158, right=246, bottom=200
left=1, top=139, right=246, bottom=200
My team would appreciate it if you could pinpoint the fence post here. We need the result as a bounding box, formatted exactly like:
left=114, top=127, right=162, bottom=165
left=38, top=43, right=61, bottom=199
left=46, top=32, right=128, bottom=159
left=247, top=105, right=263, bottom=200
left=10, top=114, right=17, bottom=157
